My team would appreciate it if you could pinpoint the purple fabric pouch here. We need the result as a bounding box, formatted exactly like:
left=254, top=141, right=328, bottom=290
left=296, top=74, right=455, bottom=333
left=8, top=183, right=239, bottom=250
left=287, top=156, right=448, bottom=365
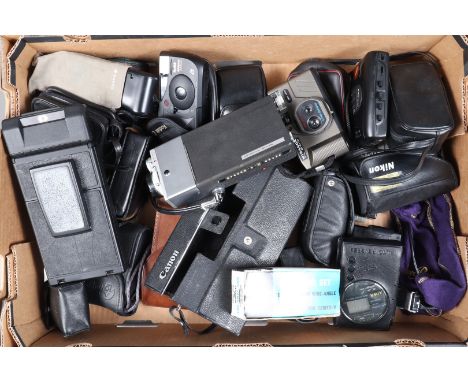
left=392, top=194, right=466, bottom=312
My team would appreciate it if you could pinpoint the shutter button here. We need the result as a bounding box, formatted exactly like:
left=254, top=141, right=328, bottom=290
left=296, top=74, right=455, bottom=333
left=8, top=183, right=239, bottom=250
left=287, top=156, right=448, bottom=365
left=175, top=86, right=187, bottom=100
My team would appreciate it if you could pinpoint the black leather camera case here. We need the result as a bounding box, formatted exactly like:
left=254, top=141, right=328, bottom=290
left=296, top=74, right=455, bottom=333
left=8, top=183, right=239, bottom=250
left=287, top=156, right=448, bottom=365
left=302, top=173, right=351, bottom=266
left=86, top=222, right=152, bottom=315
left=388, top=57, right=454, bottom=153
left=348, top=152, right=458, bottom=216
left=109, top=131, right=151, bottom=219
left=216, top=61, right=266, bottom=116
left=49, top=282, right=90, bottom=337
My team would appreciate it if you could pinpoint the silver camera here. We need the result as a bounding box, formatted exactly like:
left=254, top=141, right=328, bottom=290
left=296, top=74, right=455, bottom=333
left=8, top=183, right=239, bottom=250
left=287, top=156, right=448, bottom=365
left=269, top=70, right=349, bottom=169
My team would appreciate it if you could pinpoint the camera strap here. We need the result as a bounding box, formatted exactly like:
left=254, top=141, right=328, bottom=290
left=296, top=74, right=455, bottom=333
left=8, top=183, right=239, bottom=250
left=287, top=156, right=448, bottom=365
left=151, top=189, right=224, bottom=215
left=169, top=305, right=217, bottom=336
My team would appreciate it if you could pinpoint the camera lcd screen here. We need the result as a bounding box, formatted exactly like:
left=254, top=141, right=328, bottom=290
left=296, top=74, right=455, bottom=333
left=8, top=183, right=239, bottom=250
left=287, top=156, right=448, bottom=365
left=30, top=162, right=89, bottom=236
left=346, top=297, right=371, bottom=314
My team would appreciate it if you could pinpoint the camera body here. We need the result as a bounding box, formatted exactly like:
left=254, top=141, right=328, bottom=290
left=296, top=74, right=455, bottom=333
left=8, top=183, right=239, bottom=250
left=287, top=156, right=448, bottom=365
left=269, top=69, right=349, bottom=169
left=146, top=97, right=296, bottom=208
left=1, top=105, right=124, bottom=285
left=350, top=51, right=390, bottom=146
left=145, top=167, right=312, bottom=335
left=334, top=237, right=402, bottom=330
left=158, top=52, right=213, bottom=129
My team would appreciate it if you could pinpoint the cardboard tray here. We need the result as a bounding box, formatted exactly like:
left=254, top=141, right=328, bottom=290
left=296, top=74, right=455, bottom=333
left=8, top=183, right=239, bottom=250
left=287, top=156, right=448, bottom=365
left=0, top=35, right=467, bottom=347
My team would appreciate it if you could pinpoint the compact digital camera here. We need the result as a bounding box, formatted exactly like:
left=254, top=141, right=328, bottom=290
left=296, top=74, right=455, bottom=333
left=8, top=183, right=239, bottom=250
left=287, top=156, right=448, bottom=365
left=269, top=69, right=349, bottom=169
left=158, top=52, right=215, bottom=130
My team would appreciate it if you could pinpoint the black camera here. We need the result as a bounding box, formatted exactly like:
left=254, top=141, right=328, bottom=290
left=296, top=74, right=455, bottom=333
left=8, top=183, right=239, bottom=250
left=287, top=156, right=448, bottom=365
left=269, top=69, right=349, bottom=169
left=334, top=236, right=402, bottom=330
left=158, top=52, right=216, bottom=129
left=145, top=167, right=312, bottom=335
left=350, top=51, right=390, bottom=146
left=1, top=105, right=124, bottom=285
left=146, top=97, right=296, bottom=208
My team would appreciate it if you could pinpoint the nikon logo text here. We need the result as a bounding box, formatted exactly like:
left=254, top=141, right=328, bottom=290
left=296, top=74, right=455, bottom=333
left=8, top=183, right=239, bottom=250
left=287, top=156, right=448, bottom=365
left=369, top=161, right=395, bottom=174
left=159, top=250, right=180, bottom=279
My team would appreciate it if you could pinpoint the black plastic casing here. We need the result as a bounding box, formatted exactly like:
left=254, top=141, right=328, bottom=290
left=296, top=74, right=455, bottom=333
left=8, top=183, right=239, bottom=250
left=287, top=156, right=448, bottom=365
left=184, top=97, right=296, bottom=197
left=350, top=51, right=389, bottom=146
left=145, top=168, right=312, bottom=335
left=121, top=68, right=159, bottom=117
left=334, top=237, right=402, bottom=330
left=2, top=105, right=124, bottom=285
left=158, top=52, right=212, bottom=129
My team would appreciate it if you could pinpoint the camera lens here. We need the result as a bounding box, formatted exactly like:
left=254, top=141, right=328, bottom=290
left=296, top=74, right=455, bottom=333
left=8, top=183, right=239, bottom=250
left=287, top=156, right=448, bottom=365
left=175, top=86, right=187, bottom=100
left=307, top=116, right=322, bottom=130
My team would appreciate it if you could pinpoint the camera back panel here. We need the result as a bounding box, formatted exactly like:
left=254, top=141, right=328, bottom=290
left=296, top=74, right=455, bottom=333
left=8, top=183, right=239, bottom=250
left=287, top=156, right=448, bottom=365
left=2, top=105, right=124, bottom=285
